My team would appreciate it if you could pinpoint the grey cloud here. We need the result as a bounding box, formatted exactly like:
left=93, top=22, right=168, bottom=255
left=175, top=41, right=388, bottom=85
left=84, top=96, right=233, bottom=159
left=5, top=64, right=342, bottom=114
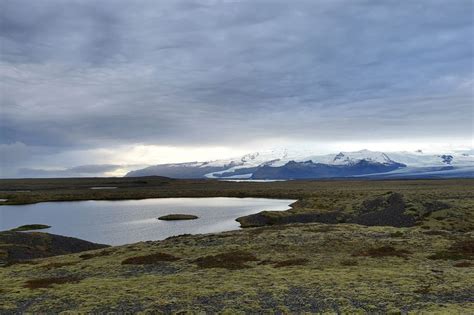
left=0, top=142, right=30, bottom=166
left=16, top=164, right=127, bottom=178
left=0, top=0, right=473, bottom=175
left=67, top=164, right=122, bottom=174
left=0, top=142, right=61, bottom=177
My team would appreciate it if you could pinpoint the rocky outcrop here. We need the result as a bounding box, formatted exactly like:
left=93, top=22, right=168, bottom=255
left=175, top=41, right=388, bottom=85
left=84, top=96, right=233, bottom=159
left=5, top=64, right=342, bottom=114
left=237, top=193, right=417, bottom=228
left=0, top=231, right=109, bottom=266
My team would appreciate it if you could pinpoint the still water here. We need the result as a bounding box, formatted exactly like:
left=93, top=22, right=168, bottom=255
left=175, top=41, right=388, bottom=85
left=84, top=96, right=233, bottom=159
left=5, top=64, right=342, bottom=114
left=0, top=197, right=294, bottom=245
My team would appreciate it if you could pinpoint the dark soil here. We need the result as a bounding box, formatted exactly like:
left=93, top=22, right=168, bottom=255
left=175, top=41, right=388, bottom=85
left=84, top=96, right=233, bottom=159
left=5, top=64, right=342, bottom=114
left=340, top=259, right=358, bottom=266
left=24, top=276, right=83, bottom=289
left=194, top=250, right=258, bottom=269
left=453, top=261, right=473, bottom=268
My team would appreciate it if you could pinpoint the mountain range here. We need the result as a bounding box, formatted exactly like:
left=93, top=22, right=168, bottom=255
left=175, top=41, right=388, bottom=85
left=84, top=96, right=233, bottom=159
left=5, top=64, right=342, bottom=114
left=125, top=149, right=474, bottom=180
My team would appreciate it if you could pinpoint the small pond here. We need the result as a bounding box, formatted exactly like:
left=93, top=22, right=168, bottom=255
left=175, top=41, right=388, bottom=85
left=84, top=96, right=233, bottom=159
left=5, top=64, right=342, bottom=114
left=0, top=197, right=294, bottom=245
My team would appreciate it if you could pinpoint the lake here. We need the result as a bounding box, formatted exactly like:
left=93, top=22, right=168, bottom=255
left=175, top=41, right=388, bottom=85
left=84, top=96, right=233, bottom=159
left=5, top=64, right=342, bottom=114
left=0, top=197, right=294, bottom=245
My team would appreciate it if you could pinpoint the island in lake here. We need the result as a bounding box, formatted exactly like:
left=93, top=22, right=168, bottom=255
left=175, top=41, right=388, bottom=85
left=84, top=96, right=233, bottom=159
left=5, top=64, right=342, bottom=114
left=10, top=224, right=51, bottom=232
left=158, top=214, right=199, bottom=220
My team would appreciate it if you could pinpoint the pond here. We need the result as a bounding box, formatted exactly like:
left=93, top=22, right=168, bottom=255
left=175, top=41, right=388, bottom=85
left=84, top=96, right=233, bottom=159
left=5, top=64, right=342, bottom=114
left=0, top=197, right=294, bottom=245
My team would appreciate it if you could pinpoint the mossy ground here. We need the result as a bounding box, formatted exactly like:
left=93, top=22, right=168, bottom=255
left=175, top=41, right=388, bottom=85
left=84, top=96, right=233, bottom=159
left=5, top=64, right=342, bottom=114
left=0, top=224, right=472, bottom=313
left=0, top=178, right=473, bottom=312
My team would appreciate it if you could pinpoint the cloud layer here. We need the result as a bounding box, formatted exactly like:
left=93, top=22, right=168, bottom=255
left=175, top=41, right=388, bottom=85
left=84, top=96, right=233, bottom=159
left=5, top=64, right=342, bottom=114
left=1, top=0, right=473, bottom=177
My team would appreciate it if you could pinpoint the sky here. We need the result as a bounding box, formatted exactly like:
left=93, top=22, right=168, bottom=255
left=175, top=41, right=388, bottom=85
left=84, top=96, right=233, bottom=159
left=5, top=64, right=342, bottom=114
left=1, top=0, right=473, bottom=178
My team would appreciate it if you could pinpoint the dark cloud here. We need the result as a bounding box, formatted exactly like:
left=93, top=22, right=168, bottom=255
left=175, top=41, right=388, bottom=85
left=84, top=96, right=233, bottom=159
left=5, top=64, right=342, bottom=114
left=0, top=0, right=473, bottom=176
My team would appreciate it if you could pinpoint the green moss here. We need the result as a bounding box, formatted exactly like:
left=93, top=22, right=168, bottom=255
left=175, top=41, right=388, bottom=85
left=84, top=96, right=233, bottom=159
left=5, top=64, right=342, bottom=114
left=273, top=258, right=309, bottom=268
left=40, top=261, right=79, bottom=269
left=428, top=251, right=469, bottom=261
left=428, top=239, right=474, bottom=261
left=79, top=250, right=113, bottom=260
left=389, top=231, right=404, bottom=237
left=352, top=246, right=411, bottom=258
left=122, top=252, right=180, bottom=265
left=340, top=259, right=358, bottom=266
left=10, top=224, right=51, bottom=232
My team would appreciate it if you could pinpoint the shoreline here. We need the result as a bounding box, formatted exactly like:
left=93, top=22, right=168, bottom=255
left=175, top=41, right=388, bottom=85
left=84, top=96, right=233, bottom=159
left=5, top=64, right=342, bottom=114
left=0, top=177, right=472, bottom=206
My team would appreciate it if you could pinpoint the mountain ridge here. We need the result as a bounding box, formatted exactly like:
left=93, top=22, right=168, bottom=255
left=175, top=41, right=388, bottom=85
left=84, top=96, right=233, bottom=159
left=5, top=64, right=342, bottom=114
left=125, top=149, right=474, bottom=179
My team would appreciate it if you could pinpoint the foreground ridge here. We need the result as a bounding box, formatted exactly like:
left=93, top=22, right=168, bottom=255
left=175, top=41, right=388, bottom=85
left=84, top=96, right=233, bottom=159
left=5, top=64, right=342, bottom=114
left=1, top=224, right=473, bottom=312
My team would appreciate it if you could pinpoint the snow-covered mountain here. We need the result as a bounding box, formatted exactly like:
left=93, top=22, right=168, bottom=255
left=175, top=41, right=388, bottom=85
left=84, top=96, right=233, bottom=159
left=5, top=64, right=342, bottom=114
left=125, top=149, right=474, bottom=179
left=301, top=150, right=400, bottom=166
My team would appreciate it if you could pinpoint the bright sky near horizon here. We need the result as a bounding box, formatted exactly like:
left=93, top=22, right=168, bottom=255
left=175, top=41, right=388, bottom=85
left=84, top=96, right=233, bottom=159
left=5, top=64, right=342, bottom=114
left=1, top=0, right=473, bottom=178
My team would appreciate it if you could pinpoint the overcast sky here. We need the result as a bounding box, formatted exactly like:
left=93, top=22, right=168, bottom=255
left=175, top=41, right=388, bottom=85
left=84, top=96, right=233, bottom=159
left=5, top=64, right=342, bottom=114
left=1, top=0, right=473, bottom=177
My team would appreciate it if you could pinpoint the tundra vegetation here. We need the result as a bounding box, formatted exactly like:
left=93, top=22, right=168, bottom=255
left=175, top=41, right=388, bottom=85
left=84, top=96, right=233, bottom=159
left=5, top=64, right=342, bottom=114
left=0, top=178, right=473, bottom=312
left=10, top=224, right=51, bottom=232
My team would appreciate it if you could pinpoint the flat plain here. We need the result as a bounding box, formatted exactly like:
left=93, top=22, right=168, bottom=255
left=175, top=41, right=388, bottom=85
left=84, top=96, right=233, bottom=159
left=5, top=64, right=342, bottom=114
left=0, top=178, right=473, bottom=313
